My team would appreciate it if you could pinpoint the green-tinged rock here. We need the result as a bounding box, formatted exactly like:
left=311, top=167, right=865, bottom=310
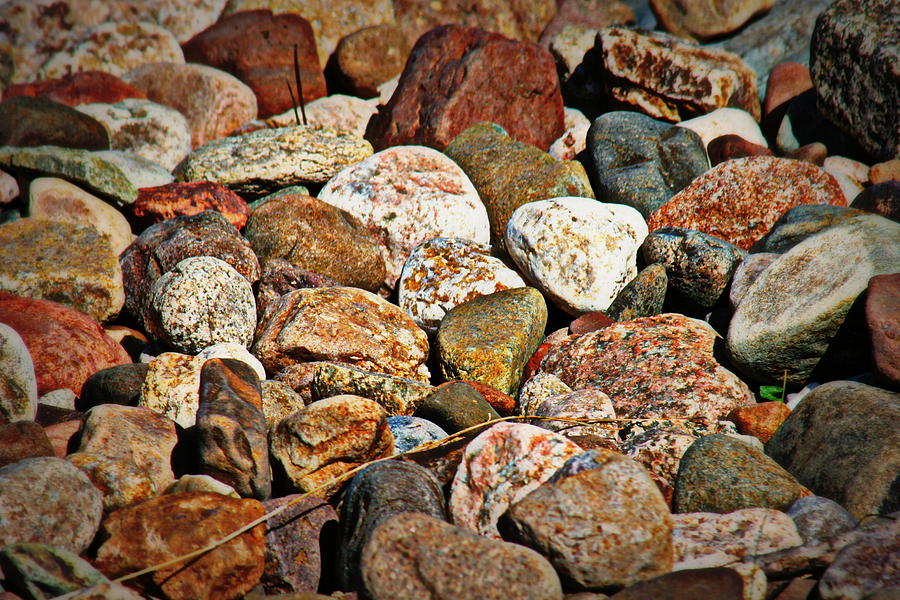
left=0, top=322, right=37, bottom=423
left=605, top=263, right=668, bottom=321
left=0, top=219, right=125, bottom=323
left=443, top=122, right=594, bottom=250
left=93, top=150, right=172, bottom=190
left=311, top=362, right=433, bottom=416
left=674, top=433, right=807, bottom=514
left=751, top=205, right=864, bottom=253
left=437, top=287, right=547, bottom=396
left=173, top=125, right=373, bottom=197
left=0, top=543, right=107, bottom=600
left=415, top=381, right=500, bottom=433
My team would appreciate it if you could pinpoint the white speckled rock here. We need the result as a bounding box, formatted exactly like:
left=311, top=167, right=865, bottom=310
left=133, top=0, right=228, bottom=44
left=145, top=256, right=256, bottom=355
left=449, top=421, right=583, bottom=538
left=76, top=99, right=191, bottom=171
left=266, top=94, right=378, bottom=138
left=0, top=323, right=37, bottom=423
left=517, top=372, right=572, bottom=416
left=505, top=197, right=648, bottom=314
left=196, top=342, right=266, bottom=381
left=139, top=352, right=204, bottom=428
left=93, top=150, right=173, bottom=190
left=318, top=146, right=490, bottom=287
left=0, top=170, right=18, bottom=204
left=672, top=508, right=803, bottom=570
left=549, top=107, right=591, bottom=161
left=28, top=177, right=134, bottom=256
left=676, top=107, right=767, bottom=150
left=397, top=237, right=526, bottom=334
left=38, top=21, right=185, bottom=80
left=531, top=387, right=617, bottom=439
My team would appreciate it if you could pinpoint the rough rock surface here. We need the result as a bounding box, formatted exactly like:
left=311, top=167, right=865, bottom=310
left=0, top=323, right=37, bottom=423
left=650, top=0, right=774, bottom=42
left=67, top=452, right=157, bottom=513
left=139, top=352, right=204, bottom=428
left=3, top=70, right=146, bottom=106
left=311, top=362, right=433, bottom=416
left=132, top=181, right=250, bottom=230
left=867, top=273, right=900, bottom=388
left=326, top=24, right=411, bottom=99
left=0, top=95, right=110, bottom=150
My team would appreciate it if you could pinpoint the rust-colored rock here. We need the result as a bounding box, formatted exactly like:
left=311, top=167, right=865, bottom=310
left=0, top=292, right=130, bottom=397
left=182, top=10, right=326, bottom=118
left=0, top=421, right=53, bottom=467
left=763, top=62, right=812, bottom=130
left=569, top=311, right=615, bottom=335
left=327, top=25, right=412, bottom=99
left=539, top=0, right=634, bottom=44
left=726, top=401, right=792, bottom=444
left=462, top=381, right=516, bottom=416
left=44, top=419, right=83, bottom=458
left=866, top=273, right=900, bottom=389
left=133, top=181, right=251, bottom=230
left=2, top=70, right=146, bottom=106
left=94, top=492, right=266, bottom=600
left=366, top=24, right=564, bottom=152
left=707, top=134, right=774, bottom=166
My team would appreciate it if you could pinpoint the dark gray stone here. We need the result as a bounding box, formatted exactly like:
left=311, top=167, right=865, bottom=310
left=787, top=496, right=857, bottom=545
left=79, top=363, right=149, bottom=410
left=414, top=381, right=500, bottom=433
left=0, top=543, right=107, bottom=600
left=605, top=263, right=667, bottom=322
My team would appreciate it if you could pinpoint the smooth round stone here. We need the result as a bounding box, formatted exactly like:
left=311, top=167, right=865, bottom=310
left=39, top=388, right=77, bottom=410
left=725, top=401, right=790, bottom=444
left=79, top=363, right=148, bottom=409
left=414, top=381, right=500, bottom=434
left=387, top=416, right=448, bottom=453
left=753, top=205, right=862, bottom=254
left=279, top=93, right=378, bottom=137
left=506, top=197, right=648, bottom=314
left=728, top=253, right=779, bottom=311
left=327, top=24, right=411, bottom=98
left=787, top=496, right=857, bottom=545
left=677, top=107, right=767, bottom=150
left=517, top=372, right=572, bottom=416
left=197, top=342, right=266, bottom=381
left=706, top=134, right=774, bottom=166
left=0, top=169, right=18, bottom=204
left=145, top=256, right=256, bottom=354
left=0, top=322, right=37, bottom=423
left=530, top=387, right=617, bottom=440
left=604, top=263, right=667, bottom=322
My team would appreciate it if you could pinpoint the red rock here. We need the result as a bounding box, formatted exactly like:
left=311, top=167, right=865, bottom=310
left=365, top=24, right=564, bottom=152
left=521, top=341, right=558, bottom=385
left=43, top=419, right=83, bottom=458
left=2, top=71, right=146, bottom=106
left=866, top=273, right=900, bottom=389
left=0, top=292, right=131, bottom=397
left=182, top=10, right=326, bottom=119
left=133, top=181, right=251, bottom=230
left=726, top=401, right=791, bottom=443
left=707, top=134, right=774, bottom=166
left=94, top=492, right=266, bottom=600
left=327, top=25, right=412, bottom=99
left=539, top=0, right=633, bottom=43
left=569, top=311, right=615, bottom=335
left=763, top=62, right=813, bottom=120
left=647, top=156, right=847, bottom=251
left=460, top=380, right=516, bottom=416
left=785, top=142, right=828, bottom=165
left=0, top=421, right=54, bottom=467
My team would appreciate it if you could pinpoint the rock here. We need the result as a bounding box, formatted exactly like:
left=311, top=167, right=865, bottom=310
left=530, top=387, right=617, bottom=440
left=609, top=568, right=745, bottom=600
left=197, top=342, right=266, bottom=381
left=810, top=0, right=899, bottom=162
left=0, top=96, right=109, bottom=150
left=604, top=263, right=667, bottom=321
left=43, top=419, right=83, bottom=459
left=3, top=70, right=146, bottom=106
left=53, top=581, right=145, bottom=600
left=311, top=362, right=433, bottom=417
left=852, top=181, right=900, bottom=222
left=254, top=259, right=340, bottom=322
left=414, top=381, right=500, bottom=433
left=67, top=452, right=157, bottom=513
left=0, top=421, right=53, bottom=467
left=870, top=159, right=900, bottom=185
left=727, top=213, right=900, bottom=384
left=672, top=508, right=803, bottom=569
left=0, top=323, right=37, bottom=423
left=787, top=496, right=857, bottom=545
left=597, top=26, right=760, bottom=121
left=677, top=107, right=767, bottom=152
left=387, top=416, right=448, bottom=453
left=0, top=292, right=131, bottom=397
left=728, top=253, right=778, bottom=311
left=89, top=150, right=173, bottom=191
left=651, top=0, right=774, bottom=41
left=39, top=388, right=77, bottom=411
left=541, top=313, right=753, bottom=421
left=437, top=288, right=547, bottom=396
left=762, top=62, right=813, bottom=131
left=123, top=62, right=257, bottom=149
left=506, top=197, right=648, bottom=314
left=449, top=422, right=583, bottom=538
left=397, top=237, right=526, bottom=334
left=648, top=157, right=845, bottom=251
left=253, top=287, right=430, bottom=382
left=261, top=494, right=338, bottom=595
left=139, top=352, right=204, bottom=428
left=269, top=395, right=393, bottom=495
left=259, top=380, right=304, bottom=428
left=338, top=461, right=446, bottom=592
left=0, top=169, right=18, bottom=204
left=365, top=25, right=564, bottom=152
left=182, top=10, right=325, bottom=118
left=641, top=227, right=746, bottom=309
left=0, top=543, right=107, bottom=600
left=360, top=512, right=563, bottom=600
left=174, top=125, right=372, bottom=197
left=726, top=401, right=791, bottom=443
left=270, top=93, right=378, bottom=137
left=93, top=492, right=266, bottom=600
left=166, top=473, right=239, bottom=497
left=317, top=145, right=488, bottom=287
left=766, top=381, right=900, bottom=521
left=751, top=205, right=862, bottom=254
left=77, top=403, right=177, bottom=493
left=866, top=273, right=900, bottom=388
left=548, top=107, right=591, bottom=160
left=585, top=111, right=708, bottom=217
left=327, top=24, right=411, bottom=99
left=243, top=192, right=386, bottom=292
left=144, top=256, right=256, bottom=354
left=824, top=156, right=868, bottom=203
left=75, top=98, right=191, bottom=170
left=818, top=513, right=900, bottom=600
left=0, top=457, right=102, bottom=553
left=518, top=372, right=574, bottom=416
left=38, top=21, right=184, bottom=80
left=445, top=122, right=594, bottom=250
left=707, top=134, right=773, bottom=166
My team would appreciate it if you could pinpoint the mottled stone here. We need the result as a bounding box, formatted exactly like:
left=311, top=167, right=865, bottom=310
left=598, top=26, right=760, bottom=121
left=3, top=70, right=146, bottom=106
left=818, top=513, right=900, bottom=600
left=0, top=421, right=52, bottom=467
left=766, top=381, right=900, bottom=521
left=450, top=422, right=583, bottom=538
left=253, top=287, right=430, bottom=382
left=518, top=372, right=573, bottom=416
left=0, top=543, right=107, bottom=600
left=166, top=473, right=239, bottom=498
left=642, top=227, right=747, bottom=309
left=361, top=512, right=563, bottom=600
left=728, top=214, right=900, bottom=384
left=0, top=292, right=131, bottom=397
left=609, top=568, right=745, bottom=600
left=394, top=0, right=556, bottom=46
left=787, top=496, right=857, bottom=546
left=79, top=363, right=147, bottom=409
left=586, top=111, right=709, bottom=218
left=139, top=352, right=204, bottom=428
left=752, top=205, right=863, bottom=255
left=93, top=492, right=266, bottom=600
left=327, top=24, right=411, bottom=99
left=530, top=387, right=617, bottom=440
left=269, top=93, right=378, bottom=137
left=244, top=192, right=386, bottom=292
left=269, top=395, right=393, bottom=495
left=387, top=416, right=448, bottom=453
left=0, top=96, right=109, bottom=150
left=67, top=452, right=157, bottom=513
left=0, top=457, right=102, bottom=554
left=548, top=106, right=591, bottom=160
left=604, top=263, right=667, bottom=322
left=311, top=362, right=433, bottom=417
left=91, top=149, right=173, bottom=190
left=338, top=461, right=446, bottom=592
left=506, top=197, right=648, bottom=314
left=257, top=380, right=302, bottom=427
left=651, top=0, right=773, bottom=41
left=541, top=313, right=754, bottom=421
left=174, top=125, right=372, bottom=197
left=0, top=323, right=37, bottom=423
left=726, top=401, right=790, bottom=444
left=197, top=342, right=266, bottom=381
left=415, top=381, right=500, bottom=434
left=867, top=273, right=900, bottom=388
left=254, top=259, right=340, bottom=322
left=444, top=122, right=594, bottom=250
left=366, top=25, right=564, bottom=152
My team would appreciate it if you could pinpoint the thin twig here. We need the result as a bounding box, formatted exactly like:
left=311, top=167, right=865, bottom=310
left=293, top=43, right=307, bottom=125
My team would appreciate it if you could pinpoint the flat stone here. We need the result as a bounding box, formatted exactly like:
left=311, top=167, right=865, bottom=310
left=0, top=543, right=107, bottom=600
left=414, top=381, right=500, bottom=433
left=726, top=401, right=791, bottom=444
left=506, top=197, right=648, bottom=314
left=327, top=24, right=411, bottom=99
left=866, top=273, right=900, bottom=389
left=0, top=323, right=37, bottom=423
left=132, top=180, right=250, bottom=232
left=650, top=0, right=774, bottom=41
left=751, top=204, right=862, bottom=254
left=67, top=452, right=156, bottom=513
left=310, top=362, right=432, bottom=417
left=604, top=263, right=667, bottom=322
left=139, top=352, right=204, bottom=428
left=0, top=96, right=109, bottom=150
left=387, top=416, right=448, bottom=453
left=3, top=70, right=146, bottom=106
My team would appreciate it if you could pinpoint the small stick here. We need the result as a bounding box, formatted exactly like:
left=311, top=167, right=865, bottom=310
left=284, top=76, right=300, bottom=126
left=293, top=43, right=307, bottom=125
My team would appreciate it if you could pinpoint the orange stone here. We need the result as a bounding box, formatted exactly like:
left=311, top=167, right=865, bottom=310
left=727, top=401, right=791, bottom=443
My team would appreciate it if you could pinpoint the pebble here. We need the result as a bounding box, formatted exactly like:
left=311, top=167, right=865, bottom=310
left=677, top=107, right=767, bottom=150
left=67, top=452, right=157, bottom=513
left=706, top=134, right=774, bottom=166
left=387, top=416, right=448, bottom=453
left=0, top=169, right=18, bottom=204
left=139, top=352, right=204, bottom=428
left=866, top=273, right=900, bottom=388
left=311, top=361, right=433, bottom=416
left=0, top=323, right=38, bottom=423
left=650, top=0, right=774, bottom=41
left=0, top=95, right=110, bottom=150
left=787, top=496, right=857, bottom=546
left=604, top=263, right=668, bottom=322
left=506, top=197, right=648, bottom=314
left=414, top=381, right=500, bottom=433
left=0, top=543, right=107, bottom=600
left=548, top=106, right=591, bottom=160
left=726, top=401, right=791, bottom=443
left=317, top=145, right=489, bottom=287
left=327, top=24, right=411, bottom=99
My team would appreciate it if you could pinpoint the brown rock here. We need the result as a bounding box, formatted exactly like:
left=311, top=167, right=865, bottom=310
left=866, top=273, right=900, bottom=389
left=609, top=568, right=744, bottom=599
left=327, top=25, right=412, bottom=99
left=0, top=96, right=109, bottom=150
left=366, top=24, right=564, bottom=152
left=133, top=181, right=251, bottom=231
left=869, top=159, right=900, bottom=184
left=763, top=62, right=813, bottom=136
left=0, top=292, right=131, bottom=397
left=94, top=492, right=266, bottom=600
left=598, top=26, right=760, bottom=122
left=44, top=419, right=83, bottom=458
left=0, top=420, right=53, bottom=467
left=569, top=311, right=615, bottom=335
left=255, top=259, right=340, bottom=321
left=650, top=0, right=775, bottom=42
left=538, top=0, right=633, bottom=44
left=852, top=180, right=900, bottom=222
left=182, top=10, right=326, bottom=119
left=463, top=380, right=516, bottom=416
left=67, top=452, right=157, bottom=513
left=707, top=134, right=774, bottom=166
left=727, top=401, right=791, bottom=443
left=786, top=142, right=828, bottom=166
left=2, top=70, right=146, bottom=106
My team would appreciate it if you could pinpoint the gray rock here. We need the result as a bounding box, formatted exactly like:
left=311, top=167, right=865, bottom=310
left=751, top=205, right=863, bottom=253
left=414, top=381, right=500, bottom=434
left=787, top=496, right=857, bottom=545
left=93, top=150, right=173, bottom=190
left=729, top=253, right=778, bottom=311
left=0, top=322, right=37, bottom=422
left=387, top=416, right=448, bottom=453
left=586, top=111, right=708, bottom=218
left=0, top=543, right=107, bottom=600
left=605, top=263, right=667, bottom=322
left=819, top=512, right=900, bottom=600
